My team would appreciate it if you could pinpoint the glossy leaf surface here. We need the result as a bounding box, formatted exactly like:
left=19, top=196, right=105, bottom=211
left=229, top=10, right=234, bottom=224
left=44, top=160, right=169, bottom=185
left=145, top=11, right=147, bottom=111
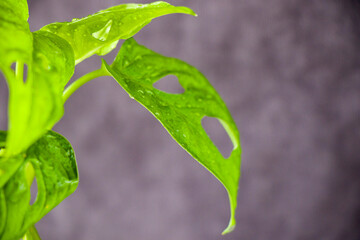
left=41, top=1, right=196, bottom=64
left=0, top=131, right=79, bottom=240
left=104, top=38, right=241, bottom=234
left=5, top=31, right=75, bottom=156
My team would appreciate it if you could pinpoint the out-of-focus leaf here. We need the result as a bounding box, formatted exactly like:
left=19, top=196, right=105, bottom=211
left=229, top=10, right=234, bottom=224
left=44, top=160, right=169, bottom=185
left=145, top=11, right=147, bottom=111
left=103, top=38, right=241, bottom=234
left=0, top=127, right=23, bottom=192
left=41, top=1, right=196, bottom=64
left=0, top=0, right=32, bottom=70
left=0, top=132, right=7, bottom=236
left=6, top=31, right=75, bottom=156
left=0, top=131, right=79, bottom=240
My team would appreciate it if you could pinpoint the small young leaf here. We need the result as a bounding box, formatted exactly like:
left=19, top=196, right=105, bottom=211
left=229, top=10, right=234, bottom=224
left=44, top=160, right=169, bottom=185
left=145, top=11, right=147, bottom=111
left=0, top=0, right=32, bottom=70
left=103, top=38, right=241, bottom=234
left=0, top=131, right=79, bottom=240
left=40, top=1, right=196, bottom=64
left=5, top=31, right=75, bottom=156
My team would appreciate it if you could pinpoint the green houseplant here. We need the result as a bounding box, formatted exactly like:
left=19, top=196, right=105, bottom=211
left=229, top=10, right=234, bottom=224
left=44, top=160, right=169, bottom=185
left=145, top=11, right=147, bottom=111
left=0, top=1, right=241, bottom=239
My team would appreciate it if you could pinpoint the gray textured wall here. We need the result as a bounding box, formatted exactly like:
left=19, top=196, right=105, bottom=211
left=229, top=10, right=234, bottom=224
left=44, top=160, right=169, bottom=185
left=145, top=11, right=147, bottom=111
left=1, top=0, right=360, bottom=239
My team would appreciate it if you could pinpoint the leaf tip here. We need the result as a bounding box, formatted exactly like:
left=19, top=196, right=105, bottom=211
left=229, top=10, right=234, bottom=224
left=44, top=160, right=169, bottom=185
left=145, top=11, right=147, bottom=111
left=221, top=219, right=236, bottom=235
left=187, top=9, right=198, bottom=17
left=174, top=6, right=197, bottom=17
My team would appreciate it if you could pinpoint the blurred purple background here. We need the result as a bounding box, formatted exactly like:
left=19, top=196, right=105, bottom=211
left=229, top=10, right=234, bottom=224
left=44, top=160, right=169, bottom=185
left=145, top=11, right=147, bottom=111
left=1, top=0, right=360, bottom=239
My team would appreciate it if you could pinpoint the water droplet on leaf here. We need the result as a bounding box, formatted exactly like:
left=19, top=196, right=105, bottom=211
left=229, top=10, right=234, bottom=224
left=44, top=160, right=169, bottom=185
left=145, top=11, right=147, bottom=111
left=146, top=90, right=153, bottom=95
left=92, top=20, right=113, bottom=41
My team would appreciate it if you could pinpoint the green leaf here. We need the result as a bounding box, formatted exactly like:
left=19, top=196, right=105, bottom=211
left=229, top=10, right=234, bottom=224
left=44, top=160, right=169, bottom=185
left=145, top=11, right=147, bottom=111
left=0, top=129, right=23, bottom=189
left=0, top=155, right=23, bottom=189
left=0, top=0, right=32, bottom=70
left=0, top=2, right=75, bottom=156
left=0, top=131, right=79, bottom=240
left=31, top=31, right=75, bottom=89
left=5, top=31, right=75, bottom=156
left=0, top=132, right=6, bottom=236
left=41, top=1, right=196, bottom=64
left=103, top=38, right=241, bottom=234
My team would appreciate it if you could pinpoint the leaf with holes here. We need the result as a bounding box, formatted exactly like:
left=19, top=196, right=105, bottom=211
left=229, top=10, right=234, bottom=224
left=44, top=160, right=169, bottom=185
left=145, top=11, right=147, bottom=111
left=0, top=130, right=79, bottom=240
left=0, top=0, right=32, bottom=71
left=41, top=1, right=196, bottom=64
left=5, top=31, right=75, bottom=156
left=103, top=38, right=241, bottom=234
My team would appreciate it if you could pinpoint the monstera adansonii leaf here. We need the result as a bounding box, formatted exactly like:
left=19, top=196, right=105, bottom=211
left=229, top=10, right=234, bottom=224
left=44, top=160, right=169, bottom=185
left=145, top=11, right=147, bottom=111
left=103, top=38, right=241, bottom=234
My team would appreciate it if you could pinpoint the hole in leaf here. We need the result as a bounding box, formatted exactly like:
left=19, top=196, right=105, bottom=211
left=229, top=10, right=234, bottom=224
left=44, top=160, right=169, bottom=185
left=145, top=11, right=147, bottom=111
left=10, top=62, right=16, bottom=71
left=202, top=117, right=234, bottom=158
left=22, top=64, right=28, bottom=83
left=0, top=72, right=8, bottom=130
left=153, top=75, right=184, bottom=94
left=9, top=62, right=28, bottom=83
left=30, top=177, right=38, bottom=205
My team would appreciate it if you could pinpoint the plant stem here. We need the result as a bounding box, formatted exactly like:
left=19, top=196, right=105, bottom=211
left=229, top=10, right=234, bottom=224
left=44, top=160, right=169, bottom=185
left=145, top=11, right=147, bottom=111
left=23, top=225, right=41, bottom=240
left=63, top=67, right=109, bottom=103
